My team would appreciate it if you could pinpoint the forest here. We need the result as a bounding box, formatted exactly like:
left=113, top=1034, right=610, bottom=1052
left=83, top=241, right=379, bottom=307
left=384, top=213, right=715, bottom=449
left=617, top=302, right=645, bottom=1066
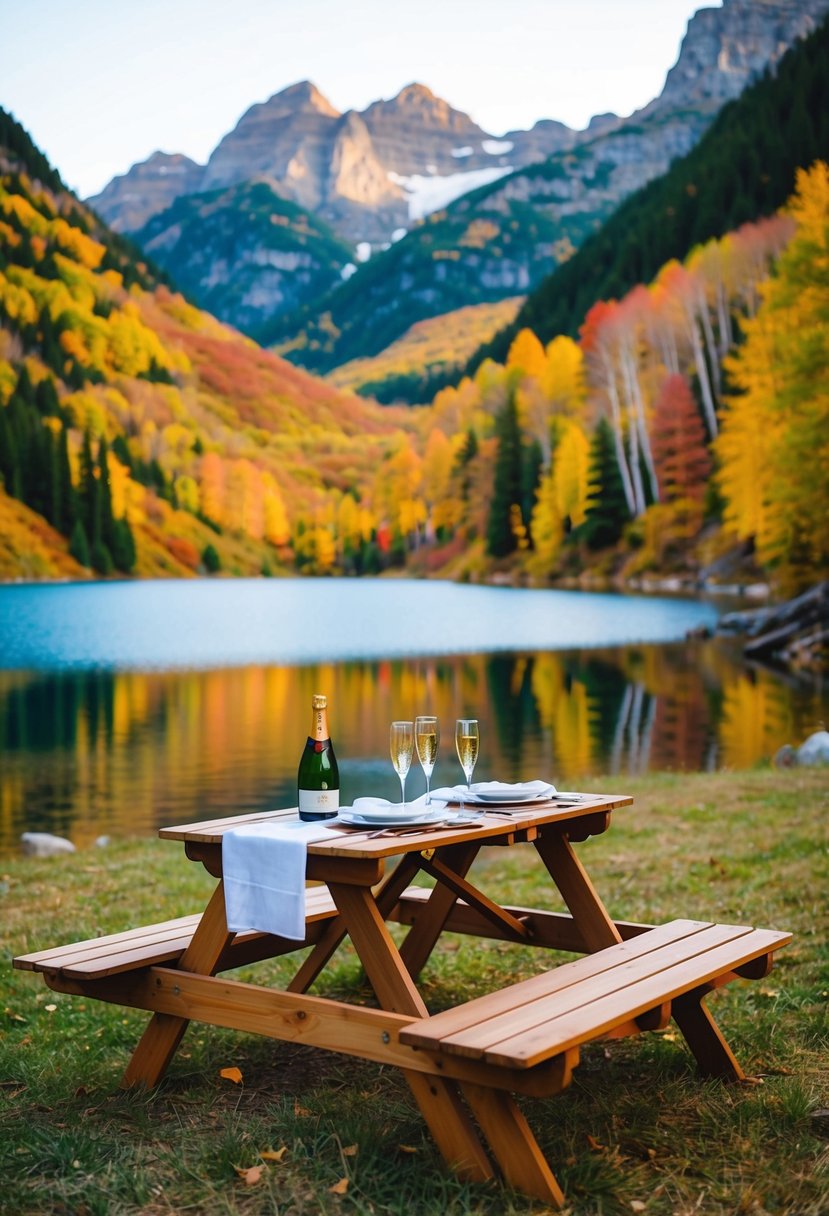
left=0, top=59, right=827, bottom=596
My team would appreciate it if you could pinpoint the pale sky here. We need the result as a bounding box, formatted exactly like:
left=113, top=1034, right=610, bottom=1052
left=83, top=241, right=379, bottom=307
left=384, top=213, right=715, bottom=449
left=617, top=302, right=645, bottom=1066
left=2, top=0, right=719, bottom=199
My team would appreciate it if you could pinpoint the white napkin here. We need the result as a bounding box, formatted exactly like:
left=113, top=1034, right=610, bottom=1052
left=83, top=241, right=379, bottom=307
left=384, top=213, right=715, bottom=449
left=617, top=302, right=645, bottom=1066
left=222, top=817, right=335, bottom=941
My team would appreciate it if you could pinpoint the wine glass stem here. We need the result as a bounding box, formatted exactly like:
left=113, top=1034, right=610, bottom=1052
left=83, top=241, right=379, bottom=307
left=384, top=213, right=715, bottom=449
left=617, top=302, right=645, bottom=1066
left=400, top=774, right=406, bottom=807
left=425, top=773, right=431, bottom=805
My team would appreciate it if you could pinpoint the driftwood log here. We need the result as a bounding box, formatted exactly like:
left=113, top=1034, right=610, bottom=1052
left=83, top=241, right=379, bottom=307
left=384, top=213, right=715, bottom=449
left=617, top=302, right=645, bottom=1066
left=717, top=581, right=828, bottom=670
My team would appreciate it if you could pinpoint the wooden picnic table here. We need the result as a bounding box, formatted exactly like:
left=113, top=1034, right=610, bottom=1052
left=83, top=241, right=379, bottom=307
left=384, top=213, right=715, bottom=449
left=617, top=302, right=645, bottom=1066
left=15, top=792, right=791, bottom=1207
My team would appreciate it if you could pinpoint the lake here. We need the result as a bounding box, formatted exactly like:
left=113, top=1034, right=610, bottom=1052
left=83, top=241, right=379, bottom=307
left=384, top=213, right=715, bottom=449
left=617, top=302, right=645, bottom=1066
left=0, top=578, right=824, bottom=857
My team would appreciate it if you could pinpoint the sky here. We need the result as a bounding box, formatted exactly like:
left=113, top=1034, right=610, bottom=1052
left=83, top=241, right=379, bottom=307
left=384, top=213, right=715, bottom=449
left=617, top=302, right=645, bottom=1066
left=2, top=0, right=719, bottom=200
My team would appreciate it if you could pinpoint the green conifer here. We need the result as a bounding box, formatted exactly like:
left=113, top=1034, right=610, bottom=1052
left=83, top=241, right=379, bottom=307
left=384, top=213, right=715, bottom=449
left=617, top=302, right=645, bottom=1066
left=69, top=518, right=90, bottom=567
left=486, top=393, right=523, bottom=558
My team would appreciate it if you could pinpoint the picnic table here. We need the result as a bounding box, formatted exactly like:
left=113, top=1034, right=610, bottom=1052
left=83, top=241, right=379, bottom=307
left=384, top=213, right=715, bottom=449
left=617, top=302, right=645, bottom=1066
left=15, top=793, right=791, bottom=1207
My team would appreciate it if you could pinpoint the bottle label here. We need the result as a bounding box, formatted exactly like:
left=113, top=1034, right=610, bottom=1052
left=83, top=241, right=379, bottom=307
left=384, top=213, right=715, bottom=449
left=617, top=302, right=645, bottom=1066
left=298, top=788, right=339, bottom=813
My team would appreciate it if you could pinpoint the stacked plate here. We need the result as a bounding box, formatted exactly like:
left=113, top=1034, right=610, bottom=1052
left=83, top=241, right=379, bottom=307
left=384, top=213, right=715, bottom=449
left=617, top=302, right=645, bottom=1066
left=434, top=781, right=557, bottom=807
left=338, top=800, right=449, bottom=829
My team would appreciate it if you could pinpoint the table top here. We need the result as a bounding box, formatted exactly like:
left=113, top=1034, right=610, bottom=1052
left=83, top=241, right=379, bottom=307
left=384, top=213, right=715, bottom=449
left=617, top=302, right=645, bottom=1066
left=159, top=792, right=632, bottom=859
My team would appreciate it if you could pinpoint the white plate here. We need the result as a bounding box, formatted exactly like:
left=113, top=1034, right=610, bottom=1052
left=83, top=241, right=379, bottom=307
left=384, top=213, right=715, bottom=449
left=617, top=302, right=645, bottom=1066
left=338, top=808, right=450, bottom=829
left=460, top=782, right=556, bottom=805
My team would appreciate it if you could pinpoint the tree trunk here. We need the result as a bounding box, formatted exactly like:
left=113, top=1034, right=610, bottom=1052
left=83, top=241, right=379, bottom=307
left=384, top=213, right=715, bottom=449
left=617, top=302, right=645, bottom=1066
left=601, top=352, right=636, bottom=518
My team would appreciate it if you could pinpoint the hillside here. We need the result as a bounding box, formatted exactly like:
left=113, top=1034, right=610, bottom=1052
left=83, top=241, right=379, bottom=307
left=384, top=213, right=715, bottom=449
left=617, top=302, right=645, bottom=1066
left=0, top=108, right=410, bottom=582
left=472, top=10, right=829, bottom=367
left=326, top=297, right=523, bottom=404
left=135, top=181, right=353, bottom=332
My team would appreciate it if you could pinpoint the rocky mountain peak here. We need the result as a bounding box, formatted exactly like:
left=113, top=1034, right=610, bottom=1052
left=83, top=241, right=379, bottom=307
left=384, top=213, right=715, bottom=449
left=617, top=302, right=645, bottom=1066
left=647, top=0, right=829, bottom=114
left=363, top=82, right=481, bottom=136
left=87, top=150, right=204, bottom=233
left=257, top=79, right=340, bottom=119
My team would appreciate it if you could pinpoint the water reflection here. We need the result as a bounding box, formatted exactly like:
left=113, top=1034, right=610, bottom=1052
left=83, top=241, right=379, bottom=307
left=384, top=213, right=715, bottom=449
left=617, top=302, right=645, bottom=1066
left=1, top=641, right=825, bottom=855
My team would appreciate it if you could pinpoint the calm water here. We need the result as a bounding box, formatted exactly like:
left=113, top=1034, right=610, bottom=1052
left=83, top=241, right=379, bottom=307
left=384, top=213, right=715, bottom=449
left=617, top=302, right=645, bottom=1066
left=0, top=579, right=825, bottom=856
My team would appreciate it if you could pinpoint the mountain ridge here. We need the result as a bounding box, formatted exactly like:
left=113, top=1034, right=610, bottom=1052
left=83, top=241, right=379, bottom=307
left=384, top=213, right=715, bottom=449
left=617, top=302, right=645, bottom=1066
left=87, top=0, right=829, bottom=361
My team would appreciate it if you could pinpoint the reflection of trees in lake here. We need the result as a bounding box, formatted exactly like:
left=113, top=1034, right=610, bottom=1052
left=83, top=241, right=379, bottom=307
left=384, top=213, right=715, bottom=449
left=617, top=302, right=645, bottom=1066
left=0, top=643, right=825, bottom=853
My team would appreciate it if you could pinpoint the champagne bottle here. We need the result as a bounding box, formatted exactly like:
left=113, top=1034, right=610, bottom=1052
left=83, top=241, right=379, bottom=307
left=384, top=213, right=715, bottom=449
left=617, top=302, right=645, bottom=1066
left=297, top=694, right=340, bottom=821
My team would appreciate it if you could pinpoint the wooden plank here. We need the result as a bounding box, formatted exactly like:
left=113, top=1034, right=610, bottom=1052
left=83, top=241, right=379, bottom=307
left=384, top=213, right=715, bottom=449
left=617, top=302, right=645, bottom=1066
left=393, top=889, right=655, bottom=950
left=13, top=915, right=201, bottom=972
left=401, top=919, right=712, bottom=1049
left=462, top=1082, right=566, bottom=1206
left=15, top=886, right=341, bottom=978
left=418, top=855, right=530, bottom=941
left=46, top=964, right=576, bottom=1098
left=453, top=924, right=756, bottom=1058
left=534, top=832, right=623, bottom=952
left=158, top=794, right=633, bottom=846
left=481, top=927, right=790, bottom=1067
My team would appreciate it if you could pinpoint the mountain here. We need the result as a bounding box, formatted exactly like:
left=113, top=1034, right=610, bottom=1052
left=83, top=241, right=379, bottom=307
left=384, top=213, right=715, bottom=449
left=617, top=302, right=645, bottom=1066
left=134, top=181, right=353, bottom=332
left=89, top=80, right=536, bottom=247
left=87, top=151, right=204, bottom=234
left=471, top=9, right=829, bottom=367
left=87, top=0, right=829, bottom=367
left=0, top=108, right=408, bottom=581
left=266, top=0, right=829, bottom=378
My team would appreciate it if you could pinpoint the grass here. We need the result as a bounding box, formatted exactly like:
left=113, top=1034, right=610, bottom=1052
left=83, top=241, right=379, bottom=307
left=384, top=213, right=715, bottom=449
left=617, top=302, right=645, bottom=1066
left=2, top=767, right=828, bottom=1215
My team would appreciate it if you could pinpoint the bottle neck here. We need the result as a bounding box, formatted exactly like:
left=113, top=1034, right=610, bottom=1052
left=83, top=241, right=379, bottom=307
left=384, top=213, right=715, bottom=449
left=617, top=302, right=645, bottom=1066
left=310, top=706, right=330, bottom=742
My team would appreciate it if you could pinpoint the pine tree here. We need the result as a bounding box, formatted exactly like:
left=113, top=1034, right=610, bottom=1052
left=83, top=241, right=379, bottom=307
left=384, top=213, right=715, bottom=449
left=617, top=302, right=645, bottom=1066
left=35, top=377, right=60, bottom=416
left=69, top=519, right=90, bottom=568
left=56, top=425, right=75, bottom=534
left=202, top=543, right=221, bottom=573
left=486, top=393, right=523, bottom=558
left=110, top=518, right=137, bottom=573
left=581, top=418, right=628, bottom=551
left=0, top=408, right=19, bottom=496
left=78, top=430, right=99, bottom=544
left=97, top=436, right=116, bottom=551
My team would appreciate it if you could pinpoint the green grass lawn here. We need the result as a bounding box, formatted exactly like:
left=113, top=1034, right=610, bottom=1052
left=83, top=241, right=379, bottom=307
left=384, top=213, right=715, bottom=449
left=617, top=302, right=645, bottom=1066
left=2, top=767, right=828, bottom=1215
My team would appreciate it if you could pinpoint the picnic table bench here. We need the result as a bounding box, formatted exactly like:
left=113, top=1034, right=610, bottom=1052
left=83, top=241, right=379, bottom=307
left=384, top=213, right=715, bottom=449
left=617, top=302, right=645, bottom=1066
left=14, top=793, right=791, bottom=1207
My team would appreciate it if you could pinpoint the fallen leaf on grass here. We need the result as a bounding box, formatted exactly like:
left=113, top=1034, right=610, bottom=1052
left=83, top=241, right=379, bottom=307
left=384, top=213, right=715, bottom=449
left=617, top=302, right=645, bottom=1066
left=234, top=1165, right=264, bottom=1185
left=260, top=1148, right=287, bottom=1162
left=44, top=1004, right=57, bottom=1013
left=398, top=1144, right=419, bottom=1153
left=631, top=1202, right=647, bottom=1213
left=5, top=1008, right=27, bottom=1024
left=220, top=1067, right=243, bottom=1084
left=342, top=1144, right=358, bottom=1157
left=294, top=1102, right=312, bottom=1116
left=586, top=1134, right=606, bottom=1153
left=329, top=1177, right=349, bottom=1195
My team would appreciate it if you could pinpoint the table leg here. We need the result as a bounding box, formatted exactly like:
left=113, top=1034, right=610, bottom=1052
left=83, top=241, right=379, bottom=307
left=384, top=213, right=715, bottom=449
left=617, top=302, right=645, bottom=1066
left=534, top=833, right=623, bottom=952
left=121, top=881, right=234, bottom=1088
left=462, top=1083, right=566, bottom=1206
left=672, top=988, right=745, bottom=1080
left=288, top=855, right=422, bottom=994
left=399, top=841, right=481, bottom=978
left=327, top=881, right=494, bottom=1183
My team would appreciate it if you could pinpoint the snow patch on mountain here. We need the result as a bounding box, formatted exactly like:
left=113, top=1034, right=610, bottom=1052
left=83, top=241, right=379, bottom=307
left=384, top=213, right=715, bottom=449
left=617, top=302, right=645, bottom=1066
left=482, top=139, right=514, bottom=155
left=388, top=166, right=513, bottom=221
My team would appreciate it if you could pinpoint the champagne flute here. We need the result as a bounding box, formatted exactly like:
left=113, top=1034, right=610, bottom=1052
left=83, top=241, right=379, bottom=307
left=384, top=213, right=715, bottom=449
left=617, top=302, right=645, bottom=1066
left=415, top=715, right=439, bottom=804
left=455, top=719, right=480, bottom=793
left=390, top=720, right=414, bottom=807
